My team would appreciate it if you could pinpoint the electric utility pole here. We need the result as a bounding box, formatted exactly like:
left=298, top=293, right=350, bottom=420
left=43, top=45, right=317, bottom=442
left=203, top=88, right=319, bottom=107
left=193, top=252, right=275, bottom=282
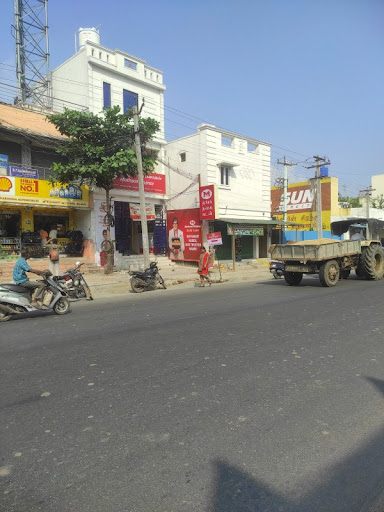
left=277, top=157, right=295, bottom=227
left=133, top=103, right=150, bottom=269
left=360, top=185, right=375, bottom=240
left=307, top=156, right=330, bottom=239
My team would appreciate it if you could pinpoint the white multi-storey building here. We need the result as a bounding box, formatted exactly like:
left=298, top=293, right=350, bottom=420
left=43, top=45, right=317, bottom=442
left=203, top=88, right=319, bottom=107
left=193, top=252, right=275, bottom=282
left=165, top=123, right=273, bottom=259
left=49, top=29, right=168, bottom=264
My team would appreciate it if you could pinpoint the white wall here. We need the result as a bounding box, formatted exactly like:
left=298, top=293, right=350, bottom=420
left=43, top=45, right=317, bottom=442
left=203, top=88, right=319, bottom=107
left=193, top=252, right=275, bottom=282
left=165, top=125, right=271, bottom=219
left=372, top=174, right=384, bottom=199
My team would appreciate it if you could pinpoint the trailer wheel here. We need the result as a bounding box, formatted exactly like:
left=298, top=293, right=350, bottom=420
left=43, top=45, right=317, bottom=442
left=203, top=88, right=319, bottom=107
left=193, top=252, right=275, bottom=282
left=362, top=244, right=384, bottom=280
left=319, top=260, right=340, bottom=287
left=284, top=271, right=303, bottom=286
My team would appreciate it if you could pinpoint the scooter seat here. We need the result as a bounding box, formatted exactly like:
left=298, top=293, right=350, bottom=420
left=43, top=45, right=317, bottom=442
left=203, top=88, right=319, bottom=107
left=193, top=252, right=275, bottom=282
left=0, top=283, right=30, bottom=293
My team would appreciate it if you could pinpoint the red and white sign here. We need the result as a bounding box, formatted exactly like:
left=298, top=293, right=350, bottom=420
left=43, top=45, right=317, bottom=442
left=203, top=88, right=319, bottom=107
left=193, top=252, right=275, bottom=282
left=167, top=208, right=201, bottom=262
left=129, top=203, right=156, bottom=221
left=199, top=185, right=216, bottom=220
left=207, top=232, right=222, bottom=245
left=113, top=173, right=166, bottom=195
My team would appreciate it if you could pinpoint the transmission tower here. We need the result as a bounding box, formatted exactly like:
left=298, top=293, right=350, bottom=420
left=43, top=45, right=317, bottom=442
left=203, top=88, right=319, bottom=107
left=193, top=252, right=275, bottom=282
left=13, top=0, right=51, bottom=108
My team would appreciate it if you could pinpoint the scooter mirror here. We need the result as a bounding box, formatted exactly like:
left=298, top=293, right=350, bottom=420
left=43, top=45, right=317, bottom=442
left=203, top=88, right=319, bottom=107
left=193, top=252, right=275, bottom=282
left=76, top=261, right=81, bottom=266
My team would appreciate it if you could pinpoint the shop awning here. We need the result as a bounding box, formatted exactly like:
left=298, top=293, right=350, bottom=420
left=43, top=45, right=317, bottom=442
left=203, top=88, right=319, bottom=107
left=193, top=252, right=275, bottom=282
left=218, top=217, right=299, bottom=226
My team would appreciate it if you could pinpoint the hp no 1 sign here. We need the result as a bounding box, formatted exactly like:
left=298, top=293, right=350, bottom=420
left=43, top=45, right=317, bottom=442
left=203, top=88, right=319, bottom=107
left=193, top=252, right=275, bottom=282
left=199, top=185, right=216, bottom=220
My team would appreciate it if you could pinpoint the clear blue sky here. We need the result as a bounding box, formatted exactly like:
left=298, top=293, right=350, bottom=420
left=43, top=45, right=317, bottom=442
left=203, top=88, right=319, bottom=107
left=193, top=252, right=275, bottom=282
left=0, top=0, right=383, bottom=196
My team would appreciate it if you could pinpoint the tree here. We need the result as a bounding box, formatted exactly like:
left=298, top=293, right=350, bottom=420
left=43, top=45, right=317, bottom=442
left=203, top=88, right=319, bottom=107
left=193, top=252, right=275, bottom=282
left=371, top=194, right=384, bottom=209
left=338, top=195, right=361, bottom=208
left=47, top=106, right=159, bottom=273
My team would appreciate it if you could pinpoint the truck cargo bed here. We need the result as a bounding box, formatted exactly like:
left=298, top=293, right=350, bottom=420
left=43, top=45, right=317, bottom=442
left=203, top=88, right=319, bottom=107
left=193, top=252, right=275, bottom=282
left=270, top=238, right=361, bottom=262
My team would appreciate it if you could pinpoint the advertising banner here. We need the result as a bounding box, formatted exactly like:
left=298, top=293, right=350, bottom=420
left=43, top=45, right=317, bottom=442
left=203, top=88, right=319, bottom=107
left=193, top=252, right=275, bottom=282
left=129, top=203, right=156, bottom=221
left=207, top=232, right=223, bottom=245
left=227, top=225, right=264, bottom=236
left=0, top=154, right=8, bottom=176
left=113, top=173, right=166, bottom=194
left=167, top=208, right=201, bottom=261
left=0, top=176, right=89, bottom=208
left=199, top=184, right=216, bottom=220
left=271, top=179, right=332, bottom=230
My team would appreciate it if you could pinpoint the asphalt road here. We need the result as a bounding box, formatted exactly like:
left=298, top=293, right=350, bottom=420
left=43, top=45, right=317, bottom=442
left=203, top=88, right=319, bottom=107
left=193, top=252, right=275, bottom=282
left=1, top=275, right=384, bottom=512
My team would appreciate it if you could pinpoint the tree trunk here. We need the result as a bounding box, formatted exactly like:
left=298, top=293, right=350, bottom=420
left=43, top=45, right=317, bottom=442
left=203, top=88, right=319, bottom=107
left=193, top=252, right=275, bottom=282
left=104, top=188, right=114, bottom=275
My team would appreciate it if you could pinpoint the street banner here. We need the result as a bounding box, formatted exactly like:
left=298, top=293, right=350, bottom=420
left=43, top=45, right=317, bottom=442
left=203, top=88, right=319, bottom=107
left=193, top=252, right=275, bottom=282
left=199, top=184, right=216, bottom=220
left=129, top=203, right=156, bottom=221
left=113, top=173, right=166, bottom=194
left=167, top=208, right=201, bottom=261
left=207, top=232, right=222, bottom=245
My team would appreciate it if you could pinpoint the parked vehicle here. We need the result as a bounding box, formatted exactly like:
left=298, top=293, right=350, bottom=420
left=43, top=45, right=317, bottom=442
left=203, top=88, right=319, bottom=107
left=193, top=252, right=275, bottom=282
left=270, top=239, right=384, bottom=287
left=129, top=261, right=166, bottom=293
left=0, top=271, right=70, bottom=322
left=54, top=262, right=93, bottom=300
left=269, top=260, right=284, bottom=279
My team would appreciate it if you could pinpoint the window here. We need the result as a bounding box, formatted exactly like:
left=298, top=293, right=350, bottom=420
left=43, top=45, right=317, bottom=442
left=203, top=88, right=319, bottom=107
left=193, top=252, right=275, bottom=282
left=220, top=166, right=230, bottom=186
left=221, top=135, right=233, bottom=147
left=179, top=152, right=186, bottom=162
left=103, top=82, right=111, bottom=109
left=106, top=54, right=109, bottom=63
left=123, top=89, right=138, bottom=113
left=99, top=52, right=102, bottom=59
left=247, top=142, right=257, bottom=152
left=124, top=59, right=137, bottom=71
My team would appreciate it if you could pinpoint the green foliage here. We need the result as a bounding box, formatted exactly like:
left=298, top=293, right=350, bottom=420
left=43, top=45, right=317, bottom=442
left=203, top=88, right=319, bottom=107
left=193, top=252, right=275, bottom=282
left=47, top=106, right=160, bottom=191
left=371, top=194, right=384, bottom=209
left=338, top=195, right=361, bottom=208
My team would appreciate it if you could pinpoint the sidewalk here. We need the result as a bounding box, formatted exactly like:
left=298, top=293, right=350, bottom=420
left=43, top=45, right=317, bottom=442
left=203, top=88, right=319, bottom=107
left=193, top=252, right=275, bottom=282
left=85, top=259, right=272, bottom=298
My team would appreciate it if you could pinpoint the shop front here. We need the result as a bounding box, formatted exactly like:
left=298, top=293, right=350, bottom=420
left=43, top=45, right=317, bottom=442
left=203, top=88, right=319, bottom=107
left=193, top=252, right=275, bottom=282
left=0, top=176, right=89, bottom=258
left=93, top=173, right=167, bottom=266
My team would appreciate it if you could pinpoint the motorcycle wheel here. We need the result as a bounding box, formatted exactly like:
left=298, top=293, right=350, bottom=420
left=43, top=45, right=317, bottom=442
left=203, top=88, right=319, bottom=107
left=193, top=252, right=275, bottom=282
left=157, top=275, right=167, bottom=289
left=0, top=304, right=12, bottom=322
left=53, top=297, right=71, bottom=315
left=75, top=285, right=87, bottom=299
left=131, top=277, right=145, bottom=293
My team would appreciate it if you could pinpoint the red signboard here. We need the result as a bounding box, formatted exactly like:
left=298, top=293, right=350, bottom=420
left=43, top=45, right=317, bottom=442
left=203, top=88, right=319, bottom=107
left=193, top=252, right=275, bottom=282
left=167, top=208, right=201, bottom=262
left=113, top=173, right=166, bottom=194
left=199, top=185, right=215, bottom=220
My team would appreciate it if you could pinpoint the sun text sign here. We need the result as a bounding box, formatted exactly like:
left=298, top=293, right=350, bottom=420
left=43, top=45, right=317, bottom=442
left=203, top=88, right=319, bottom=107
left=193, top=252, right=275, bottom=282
left=199, top=185, right=216, bottom=220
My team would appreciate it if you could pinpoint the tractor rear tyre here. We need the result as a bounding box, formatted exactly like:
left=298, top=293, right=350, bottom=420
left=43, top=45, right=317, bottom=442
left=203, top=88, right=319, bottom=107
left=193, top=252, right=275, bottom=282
left=361, top=244, right=384, bottom=280
left=284, top=271, right=303, bottom=286
left=319, top=260, right=340, bottom=287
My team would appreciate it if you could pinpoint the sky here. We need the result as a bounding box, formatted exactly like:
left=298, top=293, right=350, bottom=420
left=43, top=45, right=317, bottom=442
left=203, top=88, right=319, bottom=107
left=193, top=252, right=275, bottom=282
left=0, top=0, right=383, bottom=197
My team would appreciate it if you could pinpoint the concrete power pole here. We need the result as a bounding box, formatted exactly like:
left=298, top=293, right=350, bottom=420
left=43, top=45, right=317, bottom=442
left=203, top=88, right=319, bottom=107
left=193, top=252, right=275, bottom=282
left=133, top=103, right=150, bottom=269
left=360, top=185, right=375, bottom=240
left=277, top=157, right=295, bottom=227
left=307, top=156, right=330, bottom=239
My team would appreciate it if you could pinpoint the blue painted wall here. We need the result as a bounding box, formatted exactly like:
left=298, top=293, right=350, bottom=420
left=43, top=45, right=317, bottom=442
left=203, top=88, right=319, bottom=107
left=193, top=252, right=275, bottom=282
left=282, top=231, right=342, bottom=243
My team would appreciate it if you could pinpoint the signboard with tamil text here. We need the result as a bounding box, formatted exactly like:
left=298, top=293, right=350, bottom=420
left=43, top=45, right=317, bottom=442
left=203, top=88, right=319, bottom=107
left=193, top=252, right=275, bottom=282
left=227, top=224, right=264, bottom=236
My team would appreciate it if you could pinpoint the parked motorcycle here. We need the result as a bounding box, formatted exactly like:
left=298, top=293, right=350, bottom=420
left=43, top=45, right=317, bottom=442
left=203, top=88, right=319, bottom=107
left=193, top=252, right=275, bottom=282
left=269, top=260, right=285, bottom=279
left=54, top=262, right=93, bottom=300
left=0, top=271, right=70, bottom=322
left=129, top=262, right=166, bottom=293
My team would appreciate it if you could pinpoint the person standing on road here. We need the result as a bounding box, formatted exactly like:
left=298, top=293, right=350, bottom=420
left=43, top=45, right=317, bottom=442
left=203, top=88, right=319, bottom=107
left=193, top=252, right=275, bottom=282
left=198, top=245, right=212, bottom=287
left=46, top=238, right=61, bottom=277
left=13, top=248, right=46, bottom=307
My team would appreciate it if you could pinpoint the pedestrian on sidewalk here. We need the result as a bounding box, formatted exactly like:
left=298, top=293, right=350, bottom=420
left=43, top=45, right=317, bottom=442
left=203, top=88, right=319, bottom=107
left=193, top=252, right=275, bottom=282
left=46, top=238, right=61, bottom=277
left=198, top=245, right=212, bottom=287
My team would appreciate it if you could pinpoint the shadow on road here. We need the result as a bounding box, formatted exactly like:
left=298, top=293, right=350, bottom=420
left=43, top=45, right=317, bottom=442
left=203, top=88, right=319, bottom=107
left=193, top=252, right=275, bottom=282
left=209, top=378, right=384, bottom=512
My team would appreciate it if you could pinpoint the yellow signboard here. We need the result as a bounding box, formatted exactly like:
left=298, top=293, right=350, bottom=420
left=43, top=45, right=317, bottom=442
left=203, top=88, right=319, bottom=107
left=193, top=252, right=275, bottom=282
left=0, top=176, right=89, bottom=208
left=274, top=210, right=331, bottom=231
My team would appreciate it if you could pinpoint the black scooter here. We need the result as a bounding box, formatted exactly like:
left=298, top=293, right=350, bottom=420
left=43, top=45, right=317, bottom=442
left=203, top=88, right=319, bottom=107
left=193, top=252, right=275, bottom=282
left=269, top=260, right=284, bottom=279
left=129, top=262, right=166, bottom=293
